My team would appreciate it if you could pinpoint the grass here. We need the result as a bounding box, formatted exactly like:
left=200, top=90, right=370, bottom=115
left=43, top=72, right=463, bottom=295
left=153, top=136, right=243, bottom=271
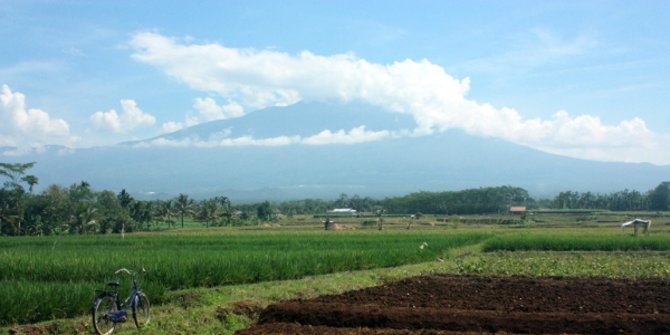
left=483, top=232, right=670, bottom=252
left=454, top=250, right=670, bottom=277
left=0, top=230, right=488, bottom=325
left=5, top=237, right=670, bottom=335
left=2, top=218, right=670, bottom=334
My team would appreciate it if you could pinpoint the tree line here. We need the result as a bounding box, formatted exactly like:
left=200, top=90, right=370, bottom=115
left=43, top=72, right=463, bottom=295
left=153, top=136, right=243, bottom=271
left=1, top=162, right=669, bottom=236
left=0, top=162, right=244, bottom=236
left=549, top=182, right=670, bottom=211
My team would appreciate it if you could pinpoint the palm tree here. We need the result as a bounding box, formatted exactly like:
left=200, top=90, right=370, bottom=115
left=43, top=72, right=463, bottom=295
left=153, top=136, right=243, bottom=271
left=154, top=200, right=175, bottom=229
left=0, top=162, right=37, bottom=235
left=175, top=194, right=195, bottom=229
left=0, top=200, right=19, bottom=235
left=21, top=175, right=38, bottom=193
left=71, top=206, right=97, bottom=234
left=198, top=199, right=220, bottom=228
left=216, top=196, right=232, bottom=225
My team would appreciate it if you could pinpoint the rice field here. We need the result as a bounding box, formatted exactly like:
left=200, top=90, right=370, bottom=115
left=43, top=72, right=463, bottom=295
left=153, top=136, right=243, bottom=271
left=454, top=250, right=670, bottom=278
left=482, top=233, right=670, bottom=252
left=0, top=230, right=488, bottom=325
left=3, top=221, right=670, bottom=328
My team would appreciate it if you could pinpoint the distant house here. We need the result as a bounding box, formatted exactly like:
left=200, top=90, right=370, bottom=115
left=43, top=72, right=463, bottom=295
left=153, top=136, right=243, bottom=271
left=272, top=208, right=283, bottom=218
left=509, top=206, right=527, bottom=214
left=323, top=218, right=352, bottom=231
left=327, top=208, right=357, bottom=216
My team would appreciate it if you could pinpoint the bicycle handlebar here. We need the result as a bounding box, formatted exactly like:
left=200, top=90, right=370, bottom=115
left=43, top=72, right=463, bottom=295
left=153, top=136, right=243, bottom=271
left=114, top=268, right=132, bottom=275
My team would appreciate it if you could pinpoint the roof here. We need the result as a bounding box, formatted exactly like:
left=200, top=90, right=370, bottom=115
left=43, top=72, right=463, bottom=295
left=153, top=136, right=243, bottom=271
left=510, top=206, right=527, bottom=212
left=328, top=208, right=357, bottom=213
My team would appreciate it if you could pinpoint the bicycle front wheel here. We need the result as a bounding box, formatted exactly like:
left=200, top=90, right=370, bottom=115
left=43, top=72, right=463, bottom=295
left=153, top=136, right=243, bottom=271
left=133, top=292, right=151, bottom=328
left=92, top=295, right=117, bottom=335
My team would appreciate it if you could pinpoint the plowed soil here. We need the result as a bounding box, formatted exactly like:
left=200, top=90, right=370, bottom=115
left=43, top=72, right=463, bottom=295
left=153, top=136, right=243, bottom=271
left=236, top=275, right=670, bottom=335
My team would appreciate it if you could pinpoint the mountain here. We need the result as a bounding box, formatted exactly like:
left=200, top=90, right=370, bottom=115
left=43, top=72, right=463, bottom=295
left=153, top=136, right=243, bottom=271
left=125, top=101, right=416, bottom=144
left=2, top=101, right=669, bottom=201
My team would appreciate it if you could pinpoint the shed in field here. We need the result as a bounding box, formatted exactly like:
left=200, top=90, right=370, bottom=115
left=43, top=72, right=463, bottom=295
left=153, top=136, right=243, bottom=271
left=509, top=206, right=528, bottom=214
left=327, top=208, right=357, bottom=216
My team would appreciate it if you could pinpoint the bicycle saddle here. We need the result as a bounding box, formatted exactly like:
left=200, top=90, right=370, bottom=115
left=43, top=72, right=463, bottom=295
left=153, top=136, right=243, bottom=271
left=107, top=280, right=121, bottom=287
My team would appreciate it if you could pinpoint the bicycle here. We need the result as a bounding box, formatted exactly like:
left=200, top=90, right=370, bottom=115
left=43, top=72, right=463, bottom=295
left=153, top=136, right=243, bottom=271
left=92, top=268, right=151, bottom=335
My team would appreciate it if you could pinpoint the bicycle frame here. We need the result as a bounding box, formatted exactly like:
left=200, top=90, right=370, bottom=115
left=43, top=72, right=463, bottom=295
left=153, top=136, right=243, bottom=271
left=92, top=268, right=151, bottom=335
left=117, top=277, right=142, bottom=313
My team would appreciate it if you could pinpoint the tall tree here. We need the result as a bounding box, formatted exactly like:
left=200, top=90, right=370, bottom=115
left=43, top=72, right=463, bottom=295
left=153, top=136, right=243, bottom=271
left=155, top=200, right=176, bottom=229
left=117, top=189, right=134, bottom=209
left=129, top=201, right=152, bottom=230
left=215, top=196, right=232, bottom=225
left=198, top=199, right=220, bottom=228
left=0, top=162, right=37, bottom=189
left=69, top=181, right=94, bottom=203
left=0, top=162, right=37, bottom=235
left=71, top=206, right=97, bottom=234
left=175, top=193, right=195, bottom=228
left=22, top=175, right=39, bottom=193
left=96, top=190, right=132, bottom=234
left=649, top=181, right=670, bottom=211
left=256, top=201, right=272, bottom=222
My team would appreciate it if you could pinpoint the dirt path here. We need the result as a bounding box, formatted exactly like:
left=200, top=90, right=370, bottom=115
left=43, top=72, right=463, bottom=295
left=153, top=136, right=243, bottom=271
left=237, top=275, right=670, bottom=334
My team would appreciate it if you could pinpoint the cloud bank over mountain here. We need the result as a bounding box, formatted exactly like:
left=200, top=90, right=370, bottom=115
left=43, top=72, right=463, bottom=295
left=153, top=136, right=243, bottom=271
left=130, top=32, right=670, bottom=165
left=139, top=125, right=396, bottom=148
left=161, top=97, right=244, bottom=133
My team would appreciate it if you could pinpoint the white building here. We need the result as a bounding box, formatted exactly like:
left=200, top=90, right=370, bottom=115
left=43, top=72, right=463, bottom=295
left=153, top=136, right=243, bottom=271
left=327, top=208, right=357, bottom=215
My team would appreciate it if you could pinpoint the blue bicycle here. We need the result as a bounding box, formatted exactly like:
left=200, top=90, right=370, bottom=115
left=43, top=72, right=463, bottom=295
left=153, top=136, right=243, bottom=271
left=92, top=268, right=151, bottom=335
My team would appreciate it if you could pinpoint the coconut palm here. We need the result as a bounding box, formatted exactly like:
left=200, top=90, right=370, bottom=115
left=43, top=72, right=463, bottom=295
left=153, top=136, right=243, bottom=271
left=198, top=199, right=220, bottom=228
left=174, top=194, right=195, bottom=229
left=215, top=196, right=232, bottom=225
left=0, top=162, right=37, bottom=235
left=71, top=206, right=97, bottom=234
left=0, top=199, right=19, bottom=235
left=153, top=200, right=175, bottom=229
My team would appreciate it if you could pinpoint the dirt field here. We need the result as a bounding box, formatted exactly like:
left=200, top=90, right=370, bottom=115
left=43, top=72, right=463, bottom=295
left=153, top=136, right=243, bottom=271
left=237, top=275, right=670, bottom=334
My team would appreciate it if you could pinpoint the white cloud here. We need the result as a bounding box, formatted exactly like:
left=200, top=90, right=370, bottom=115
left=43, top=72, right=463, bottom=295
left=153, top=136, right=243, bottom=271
left=193, top=97, right=244, bottom=122
left=130, top=32, right=670, bottom=165
left=302, top=126, right=393, bottom=145
left=160, top=97, right=244, bottom=134
left=90, top=99, right=156, bottom=133
left=137, top=135, right=300, bottom=148
left=161, top=121, right=184, bottom=133
left=137, top=126, right=394, bottom=148
left=0, top=84, right=76, bottom=148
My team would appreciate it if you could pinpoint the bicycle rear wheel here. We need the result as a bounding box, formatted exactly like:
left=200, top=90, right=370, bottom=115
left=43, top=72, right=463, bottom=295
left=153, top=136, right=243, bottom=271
left=133, top=292, right=151, bottom=328
left=92, top=295, right=117, bottom=335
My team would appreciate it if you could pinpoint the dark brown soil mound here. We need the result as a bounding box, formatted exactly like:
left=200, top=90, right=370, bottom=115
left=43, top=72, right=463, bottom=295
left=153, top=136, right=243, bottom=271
left=237, top=275, right=670, bottom=335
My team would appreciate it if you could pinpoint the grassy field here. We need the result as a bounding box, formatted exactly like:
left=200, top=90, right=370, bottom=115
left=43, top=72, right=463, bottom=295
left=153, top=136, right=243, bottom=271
left=2, top=212, right=670, bottom=334
left=0, top=230, right=488, bottom=325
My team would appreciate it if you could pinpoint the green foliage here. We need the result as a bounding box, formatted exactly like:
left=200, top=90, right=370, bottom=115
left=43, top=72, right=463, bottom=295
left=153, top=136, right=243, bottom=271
left=0, top=162, right=37, bottom=235
left=482, top=234, right=670, bottom=252
left=0, top=162, right=36, bottom=190
left=0, top=231, right=488, bottom=325
left=175, top=193, right=195, bottom=228
left=455, top=251, right=670, bottom=278
left=0, top=280, right=96, bottom=325
left=649, top=181, right=670, bottom=211
left=549, top=182, right=670, bottom=211
left=256, top=201, right=272, bottom=222
left=382, top=186, right=529, bottom=214
left=360, top=220, right=377, bottom=227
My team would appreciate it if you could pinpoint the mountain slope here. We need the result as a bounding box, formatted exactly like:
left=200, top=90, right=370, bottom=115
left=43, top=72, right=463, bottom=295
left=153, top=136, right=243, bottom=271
left=3, top=102, right=669, bottom=200
left=128, top=101, right=416, bottom=144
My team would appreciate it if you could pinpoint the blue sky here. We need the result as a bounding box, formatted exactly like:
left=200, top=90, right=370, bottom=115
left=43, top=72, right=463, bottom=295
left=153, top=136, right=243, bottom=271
left=1, top=1, right=669, bottom=164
